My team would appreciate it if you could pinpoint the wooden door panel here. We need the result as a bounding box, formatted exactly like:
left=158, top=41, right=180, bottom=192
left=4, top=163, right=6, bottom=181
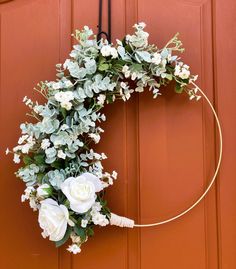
left=0, top=0, right=61, bottom=268
left=137, top=1, right=217, bottom=268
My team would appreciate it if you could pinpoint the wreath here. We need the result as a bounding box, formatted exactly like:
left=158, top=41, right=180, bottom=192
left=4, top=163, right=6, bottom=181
left=7, top=22, right=206, bottom=254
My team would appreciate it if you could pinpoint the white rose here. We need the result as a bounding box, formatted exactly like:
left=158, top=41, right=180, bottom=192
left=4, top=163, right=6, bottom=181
left=37, top=184, right=52, bottom=198
left=110, top=47, right=118, bottom=58
left=101, top=45, right=111, bottom=57
left=61, top=173, right=103, bottom=214
left=38, top=199, right=72, bottom=241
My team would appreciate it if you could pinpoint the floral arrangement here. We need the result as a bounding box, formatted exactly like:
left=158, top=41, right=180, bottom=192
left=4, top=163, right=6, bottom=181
left=6, top=22, right=200, bottom=254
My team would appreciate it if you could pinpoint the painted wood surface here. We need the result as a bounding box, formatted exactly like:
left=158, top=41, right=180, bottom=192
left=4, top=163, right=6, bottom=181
left=0, top=0, right=235, bottom=268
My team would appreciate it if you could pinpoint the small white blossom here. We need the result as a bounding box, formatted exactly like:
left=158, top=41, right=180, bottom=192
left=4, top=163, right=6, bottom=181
left=92, top=212, right=109, bottom=226
left=57, top=150, right=66, bottom=159
left=5, top=148, right=10, bottom=155
left=29, top=197, right=38, bottom=211
left=55, top=91, right=74, bottom=110
left=18, top=135, right=29, bottom=144
left=151, top=52, right=162, bottom=65
left=21, top=143, right=31, bottom=154
left=67, top=244, right=81, bottom=254
left=88, top=133, right=100, bottom=144
left=81, top=219, right=88, bottom=228
left=21, top=186, right=35, bottom=202
left=21, top=194, right=28, bottom=202
left=13, top=154, right=20, bottom=164
left=116, top=39, right=123, bottom=45
left=174, top=63, right=190, bottom=79
left=41, top=139, right=50, bottom=150
left=122, top=65, right=130, bottom=78
left=52, top=82, right=62, bottom=90
left=97, top=94, right=106, bottom=105
left=61, top=101, right=72, bottom=110
left=37, top=184, right=52, bottom=198
left=112, top=171, right=118, bottom=179
left=196, top=95, right=201, bottom=101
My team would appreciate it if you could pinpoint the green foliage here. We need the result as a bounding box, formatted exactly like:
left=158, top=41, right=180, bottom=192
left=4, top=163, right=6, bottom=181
left=55, top=227, right=72, bottom=248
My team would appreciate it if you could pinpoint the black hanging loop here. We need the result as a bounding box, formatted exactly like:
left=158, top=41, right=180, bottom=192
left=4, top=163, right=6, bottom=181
left=97, top=0, right=111, bottom=43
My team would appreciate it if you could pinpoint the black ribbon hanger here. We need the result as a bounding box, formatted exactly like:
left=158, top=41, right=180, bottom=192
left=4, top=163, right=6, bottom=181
left=97, top=0, right=111, bottom=43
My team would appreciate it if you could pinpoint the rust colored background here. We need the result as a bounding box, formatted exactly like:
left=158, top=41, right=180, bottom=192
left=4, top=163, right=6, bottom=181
left=0, top=0, right=235, bottom=268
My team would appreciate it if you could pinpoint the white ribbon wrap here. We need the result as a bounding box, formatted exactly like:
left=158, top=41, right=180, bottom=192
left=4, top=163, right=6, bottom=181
left=110, top=213, right=134, bottom=228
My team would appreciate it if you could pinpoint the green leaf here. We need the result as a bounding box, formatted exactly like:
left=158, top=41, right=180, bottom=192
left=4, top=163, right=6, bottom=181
left=55, top=227, right=71, bottom=248
left=60, top=107, right=67, bottom=119
left=34, top=154, right=45, bottom=165
left=165, top=74, right=173, bottom=81
left=23, top=155, right=33, bottom=165
left=74, top=225, right=87, bottom=241
left=98, top=63, right=109, bottom=71
left=87, top=227, right=94, bottom=237
left=37, top=173, right=44, bottom=184
left=106, top=94, right=114, bottom=104
left=175, top=83, right=183, bottom=94
left=51, top=160, right=63, bottom=169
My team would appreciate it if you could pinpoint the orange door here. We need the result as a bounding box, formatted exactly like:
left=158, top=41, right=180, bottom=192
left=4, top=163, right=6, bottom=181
left=0, top=1, right=235, bottom=269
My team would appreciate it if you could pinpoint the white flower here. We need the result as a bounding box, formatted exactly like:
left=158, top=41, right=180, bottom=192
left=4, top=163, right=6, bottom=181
left=132, top=72, right=140, bottom=81
left=88, top=133, right=100, bottom=144
left=38, top=198, right=72, bottom=241
left=151, top=52, right=162, bottom=65
left=21, top=143, right=31, bottom=154
left=110, top=47, right=118, bottom=58
left=55, top=91, right=74, bottom=110
left=97, top=94, right=106, bottom=105
left=122, top=65, right=130, bottom=78
left=67, top=244, right=81, bottom=254
left=57, top=150, right=66, bottom=159
left=63, top=91, right=74, bottom=101
left=52, top=82, right=62, bottom=90
left=81, top=219, right=88, bottom=228
left=18, top=135, right=29, bottom=144
left=120, top=82, right=127, bottom=89
left=21, top=194, right=28, bottom=202
left=5, top=148, right=9, bottom=155
left=61, top=173, right=103, bottom=214
left=92, top=212, right=109, bottom=226
left=196, top=95, right=201, bottom=101
left=13, top=154, right=20, bottom=164
left=41, top=139, right=50, bottom=150
left=61, top=101, right=72, bottom=111
left=29, top=197, right=39, bottom=211
left=112, top=171, right=118, bottom=179
left=37, top=184, right=52, bottom=198
left=91, top=202, right=102, bottom=212
left=25, top=186, right=35, bottom=195
left=116, top=39, right=123, bottom=46
left=101, top=45, right=112, bottom=57
left=174, top=63, right=190, bottom=79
